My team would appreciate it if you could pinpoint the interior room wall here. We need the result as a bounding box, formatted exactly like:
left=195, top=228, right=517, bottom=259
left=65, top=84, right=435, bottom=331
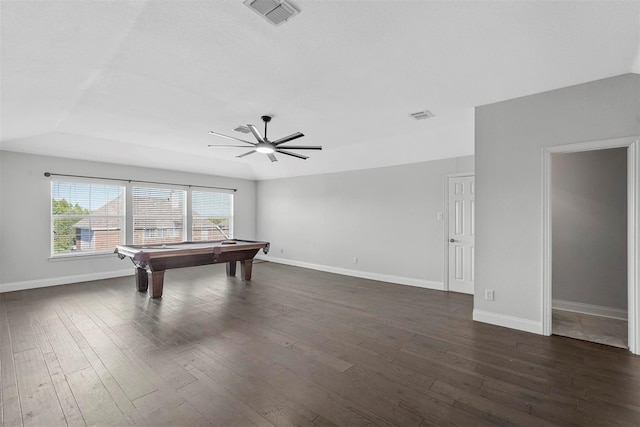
left=474, top=73, right=640, bottom=333
left=552, top=148, right=627, bottom=312
left=256, top=156, right=474, bottom=289
left=0, top=151, right=257, bottom=291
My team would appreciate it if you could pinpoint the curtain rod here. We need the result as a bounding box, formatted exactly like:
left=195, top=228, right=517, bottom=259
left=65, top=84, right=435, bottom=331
left=43, top=172, right=237, bottom=192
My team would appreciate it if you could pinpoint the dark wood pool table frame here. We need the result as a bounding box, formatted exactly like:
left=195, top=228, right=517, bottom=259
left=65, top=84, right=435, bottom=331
left=115, top=239, right=270, bottom=298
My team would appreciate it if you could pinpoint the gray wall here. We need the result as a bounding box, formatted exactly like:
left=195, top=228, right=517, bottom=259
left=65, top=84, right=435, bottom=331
left=475, top=73, right=639, bottom=329
left=256, top=156, right=474, bottom=288
left=552, top=148, right=627, bottom=309
left=0, top=151, right=257, bottom=289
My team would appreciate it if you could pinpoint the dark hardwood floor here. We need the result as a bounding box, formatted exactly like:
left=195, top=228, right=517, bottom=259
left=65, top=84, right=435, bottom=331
left=2, top=261, right=640, bottom=426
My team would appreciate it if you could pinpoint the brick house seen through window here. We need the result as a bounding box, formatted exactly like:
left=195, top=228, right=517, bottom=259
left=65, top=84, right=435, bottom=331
left=72, top=194, right=229, bottom=250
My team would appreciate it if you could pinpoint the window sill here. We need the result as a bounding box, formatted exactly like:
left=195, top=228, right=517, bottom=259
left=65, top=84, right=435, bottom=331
left=48, top=252, right=117, bottom=262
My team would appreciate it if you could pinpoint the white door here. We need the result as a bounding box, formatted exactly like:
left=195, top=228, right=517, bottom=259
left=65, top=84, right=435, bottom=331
left=448, top=176, right=475, bottom=294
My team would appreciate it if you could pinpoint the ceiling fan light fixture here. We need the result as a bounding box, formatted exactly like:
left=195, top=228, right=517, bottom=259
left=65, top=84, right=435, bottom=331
left=256, top=143, right=275, bottom=154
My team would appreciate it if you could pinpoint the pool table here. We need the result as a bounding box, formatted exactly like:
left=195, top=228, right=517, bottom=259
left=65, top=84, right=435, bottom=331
left=115, top=239, right=270, bottom=298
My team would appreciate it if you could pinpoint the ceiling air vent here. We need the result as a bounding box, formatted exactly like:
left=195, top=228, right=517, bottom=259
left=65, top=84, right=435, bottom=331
left=244, top=0, right=300, bottom=26
left=234, top=125, right=250, bottom=134
left=410, top=110, right=434, bottom=120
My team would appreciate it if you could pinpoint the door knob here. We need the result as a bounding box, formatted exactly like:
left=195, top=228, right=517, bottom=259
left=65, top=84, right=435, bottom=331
left=449, top=238, right=455, bottom=243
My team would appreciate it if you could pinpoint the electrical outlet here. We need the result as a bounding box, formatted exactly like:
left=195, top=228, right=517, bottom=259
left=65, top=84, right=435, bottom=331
left=437, top=212, right=443, bottom=220
left=485, top=290, right=495, bottom=301
left=280, top=248, right=284, bottom=254
left=353, top=257, right=358, bottom=264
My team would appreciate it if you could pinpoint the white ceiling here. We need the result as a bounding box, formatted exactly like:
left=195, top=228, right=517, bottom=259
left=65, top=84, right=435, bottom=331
left=1, top=1, right=639, bottom=181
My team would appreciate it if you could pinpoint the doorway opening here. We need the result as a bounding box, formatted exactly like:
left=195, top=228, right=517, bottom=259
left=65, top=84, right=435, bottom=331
left=542, top=136, right=639, bottom=354
left=550, top=148, right=627, bottom=347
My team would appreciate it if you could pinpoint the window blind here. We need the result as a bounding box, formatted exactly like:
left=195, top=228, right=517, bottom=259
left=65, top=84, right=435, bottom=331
left=132, top=187, right=186, bottom=245
left=192, top=190, right=234, bottom=241
left=51, top=181, right=125, bottom=256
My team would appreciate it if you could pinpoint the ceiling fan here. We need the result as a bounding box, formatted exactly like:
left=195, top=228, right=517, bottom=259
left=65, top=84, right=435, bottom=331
left=208, top=115, right=322, bottom=162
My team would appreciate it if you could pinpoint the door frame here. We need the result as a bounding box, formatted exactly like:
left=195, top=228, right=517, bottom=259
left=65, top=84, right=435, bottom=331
left=444, top=172, right=475, bottom=292
left=542, top=136, right=639, bottom=354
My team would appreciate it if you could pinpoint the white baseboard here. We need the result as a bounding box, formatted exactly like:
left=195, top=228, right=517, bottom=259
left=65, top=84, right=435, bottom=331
left=473, top=309, right=543, bottom=334
left=256, top=255, right=444, bottom=291
left=552, top=299, right=627, bottom=320
left=0, top=269, right=134, bottom=293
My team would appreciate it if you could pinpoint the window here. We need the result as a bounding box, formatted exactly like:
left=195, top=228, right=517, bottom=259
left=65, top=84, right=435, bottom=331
left=192, top=190, right=234, bottom=241
left=51, top=181, right=125, bottom=256
left=133, top=187, right=186, bottom=245
left=50, top=179, right=235, bottom=255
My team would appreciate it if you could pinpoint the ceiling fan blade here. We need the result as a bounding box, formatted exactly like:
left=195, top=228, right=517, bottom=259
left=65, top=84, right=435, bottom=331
left=247, top=125, right=265, bottom=143
left=276, top=149, right=308, bottom=160
left=236, top=150, right=257, bottom=158
left=209, top=131, right=256, bottom=146
left=272, top=132, right=304, bottom=146
left=274, top=145, right=322, bottom=150
left=267, top=153, right=278, bottom=162
left=208, top=144, right=249, bottom=148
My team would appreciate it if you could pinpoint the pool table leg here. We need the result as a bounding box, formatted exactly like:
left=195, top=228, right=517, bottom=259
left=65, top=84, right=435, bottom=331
left=240, top=260, right=253, bottom=281
left=135, top=267, right=148, bottom=292
left=226, top=261, right=237, bottom=277
left=148, top=270, right=165, bottom=298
